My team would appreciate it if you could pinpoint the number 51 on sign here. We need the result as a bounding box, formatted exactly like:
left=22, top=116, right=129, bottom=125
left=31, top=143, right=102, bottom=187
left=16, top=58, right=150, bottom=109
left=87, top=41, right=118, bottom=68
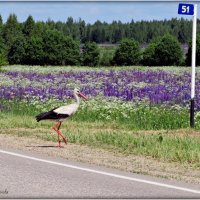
left=178, top=3, right=194, bottom=15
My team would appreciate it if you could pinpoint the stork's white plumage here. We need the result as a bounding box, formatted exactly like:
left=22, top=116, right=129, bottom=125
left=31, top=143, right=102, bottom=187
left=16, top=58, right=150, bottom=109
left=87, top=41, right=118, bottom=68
left=53, top=103, right=79, bottom=116
left=36, top=88, right=88, bottom=147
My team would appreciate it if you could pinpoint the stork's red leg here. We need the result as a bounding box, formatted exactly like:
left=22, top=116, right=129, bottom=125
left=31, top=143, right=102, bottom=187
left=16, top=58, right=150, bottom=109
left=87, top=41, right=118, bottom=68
left=56, top=129, right=67, bottom=144
left=52, top=122, right=67, bottom=147
left=57, top=134, right=62, bottom=148
left=52, top=126, right=64, bottom=147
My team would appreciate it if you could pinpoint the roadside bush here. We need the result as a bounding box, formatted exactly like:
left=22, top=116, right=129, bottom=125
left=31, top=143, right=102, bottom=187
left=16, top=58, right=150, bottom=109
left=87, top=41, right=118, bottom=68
left=113, top=38, right=140, bottom=66
left=82, top=42, right=100, bottom=66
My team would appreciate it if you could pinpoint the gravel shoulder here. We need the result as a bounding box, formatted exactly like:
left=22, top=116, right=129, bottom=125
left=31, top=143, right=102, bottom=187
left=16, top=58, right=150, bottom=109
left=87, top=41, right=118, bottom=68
left=0, top=129, right=200, bottom=185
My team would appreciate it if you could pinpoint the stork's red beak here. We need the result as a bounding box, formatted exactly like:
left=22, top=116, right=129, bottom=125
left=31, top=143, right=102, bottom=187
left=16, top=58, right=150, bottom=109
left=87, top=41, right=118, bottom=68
left=78, top=92, right=88, bottom=101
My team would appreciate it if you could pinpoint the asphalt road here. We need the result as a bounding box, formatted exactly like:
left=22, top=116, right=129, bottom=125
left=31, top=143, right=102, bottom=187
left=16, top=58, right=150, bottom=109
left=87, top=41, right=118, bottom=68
left=0, top=148, right=200, bottom=199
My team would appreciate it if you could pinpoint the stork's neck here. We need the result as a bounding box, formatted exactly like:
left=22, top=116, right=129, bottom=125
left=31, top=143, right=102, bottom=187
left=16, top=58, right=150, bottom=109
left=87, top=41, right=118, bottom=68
left=74, top=93, right=80, bottom=105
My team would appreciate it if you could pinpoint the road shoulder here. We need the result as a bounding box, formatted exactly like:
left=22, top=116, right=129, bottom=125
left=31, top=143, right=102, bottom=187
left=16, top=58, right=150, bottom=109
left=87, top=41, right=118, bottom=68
left=0, top=132, right=199, bottom=185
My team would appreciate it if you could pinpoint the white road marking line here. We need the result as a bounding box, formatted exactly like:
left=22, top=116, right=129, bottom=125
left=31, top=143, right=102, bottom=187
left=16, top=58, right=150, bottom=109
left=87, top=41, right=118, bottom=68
left=0, top=149, right=200, bottom=195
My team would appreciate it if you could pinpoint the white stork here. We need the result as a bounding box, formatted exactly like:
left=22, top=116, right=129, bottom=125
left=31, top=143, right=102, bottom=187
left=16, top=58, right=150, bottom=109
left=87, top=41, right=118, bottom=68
left=36, top=88, right=88, bottom=147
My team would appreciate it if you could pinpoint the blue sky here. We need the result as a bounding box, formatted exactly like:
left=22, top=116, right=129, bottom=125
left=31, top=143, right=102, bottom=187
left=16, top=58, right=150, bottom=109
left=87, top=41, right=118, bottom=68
left=0, top=2, right=198, bottom=24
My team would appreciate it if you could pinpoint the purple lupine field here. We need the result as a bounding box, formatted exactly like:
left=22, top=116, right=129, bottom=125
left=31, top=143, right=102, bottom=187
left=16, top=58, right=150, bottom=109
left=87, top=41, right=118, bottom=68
left=0, top=67, right=197, bottom=109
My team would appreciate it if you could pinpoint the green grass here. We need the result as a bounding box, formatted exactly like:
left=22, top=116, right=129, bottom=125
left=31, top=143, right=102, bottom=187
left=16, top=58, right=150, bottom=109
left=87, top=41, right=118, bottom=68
left=66, top=129, right=200, bottom=166
left=75, top=104, right=190, bottom=130
left=1, top=111, right=200, bottom=167
left=0, top=99, right=199, bottom=168
left=99, top=46, right=116, bottom=66
left=0, top=99, right=190, bottom=130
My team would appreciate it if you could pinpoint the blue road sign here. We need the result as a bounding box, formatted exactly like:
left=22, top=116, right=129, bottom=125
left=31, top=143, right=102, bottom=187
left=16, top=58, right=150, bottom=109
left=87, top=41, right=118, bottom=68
left=178, top=3, right=194, bottom=15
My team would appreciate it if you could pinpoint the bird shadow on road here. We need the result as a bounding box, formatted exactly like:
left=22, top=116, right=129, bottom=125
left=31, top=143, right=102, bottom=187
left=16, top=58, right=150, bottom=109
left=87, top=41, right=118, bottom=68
left=25, top=145, right=58, bottom=148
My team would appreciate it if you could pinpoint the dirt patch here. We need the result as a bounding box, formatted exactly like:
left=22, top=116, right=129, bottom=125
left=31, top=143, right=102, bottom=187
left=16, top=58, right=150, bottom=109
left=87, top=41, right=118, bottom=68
left=0, top=130, right=200, bottom=185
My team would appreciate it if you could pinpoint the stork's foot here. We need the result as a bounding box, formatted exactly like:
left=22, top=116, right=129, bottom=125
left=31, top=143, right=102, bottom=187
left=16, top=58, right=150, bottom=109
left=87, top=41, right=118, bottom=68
left=57, top=144, right=64, bottom=148
left=62, top=137, right=67, bottom=144
left=57, top=140, right=64, bottom=148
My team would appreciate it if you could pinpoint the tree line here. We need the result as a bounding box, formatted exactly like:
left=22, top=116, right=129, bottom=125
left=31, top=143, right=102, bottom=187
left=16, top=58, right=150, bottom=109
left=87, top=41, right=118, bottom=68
left=1, top=14, right=199, bottom=44
left=0, top=14, right=199, bottom=66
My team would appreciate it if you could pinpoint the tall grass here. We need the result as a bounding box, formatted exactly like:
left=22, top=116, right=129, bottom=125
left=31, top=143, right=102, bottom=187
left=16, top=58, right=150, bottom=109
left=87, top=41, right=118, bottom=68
left=0, top=99, right=199, bottom=167
left=0, top=99, right=190, bottom=130
left=66, top=129, right=200, bottom=165
left=75, top=104, right=189, bottom=130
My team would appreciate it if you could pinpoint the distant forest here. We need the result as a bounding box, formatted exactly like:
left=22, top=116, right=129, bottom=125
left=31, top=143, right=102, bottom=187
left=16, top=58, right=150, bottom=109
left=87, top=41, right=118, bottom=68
left=1, top=14, right=199, bottom=44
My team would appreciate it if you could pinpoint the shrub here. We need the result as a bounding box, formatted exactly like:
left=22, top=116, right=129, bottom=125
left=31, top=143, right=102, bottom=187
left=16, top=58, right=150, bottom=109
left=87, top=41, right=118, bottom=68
left=82, top=42, right=100, bottom=66
left=155, top=34, right=183, bottom=66
left=142, top=34, right=183, bottom=66
left=141, top=42, right=158, bottom=66
left=113, top=38, right=140, bottom=66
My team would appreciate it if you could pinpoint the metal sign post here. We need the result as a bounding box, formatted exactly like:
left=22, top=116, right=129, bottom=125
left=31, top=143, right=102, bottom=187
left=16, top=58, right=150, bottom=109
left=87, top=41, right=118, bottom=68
left=178, top=3, right=197, bottom=128
left=190, top=3, right=197, bottom=128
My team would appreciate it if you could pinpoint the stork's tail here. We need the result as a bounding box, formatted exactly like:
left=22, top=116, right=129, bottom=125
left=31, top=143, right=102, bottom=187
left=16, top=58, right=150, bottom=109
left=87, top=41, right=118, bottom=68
left=36, top=107, right=59, bottom=122
left=36, top=112, right=47, bottom=122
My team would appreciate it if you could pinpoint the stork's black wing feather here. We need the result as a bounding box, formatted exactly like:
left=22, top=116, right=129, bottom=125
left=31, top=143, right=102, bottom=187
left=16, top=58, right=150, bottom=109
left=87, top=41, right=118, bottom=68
left=36, top=107, right=69, bottom=122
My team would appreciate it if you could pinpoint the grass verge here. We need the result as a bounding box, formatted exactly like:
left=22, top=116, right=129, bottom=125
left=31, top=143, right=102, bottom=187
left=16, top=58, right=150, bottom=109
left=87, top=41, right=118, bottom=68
left=0, top=112, right=200, bottom=169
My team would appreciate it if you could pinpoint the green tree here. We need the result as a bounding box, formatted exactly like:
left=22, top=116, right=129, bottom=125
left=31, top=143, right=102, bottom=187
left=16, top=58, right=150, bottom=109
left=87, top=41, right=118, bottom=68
left=0, top=16, right=7, bottom=65
left=32, top=22, right=46, bottom=38
left=42, top=29, right=65, bottom=65
left=8, top=35, right=26, bottom=64
left=111, top=21, right=123, bottom=43
left=23, top=15, right=35, bottom=37
left=0, top=15, right=3, bottom=31
left=154, top=34, right=183, bottom=66
left=25, top=36, right=44, bottom=65
left=2, top=14, right=21, bottom=50
left=0, top=36, right=8, bottom=66
left=142, top=42, right=158, bottom=66
left=42, top=29, right=80, bottom=65
left=91, top=21, right=102, bottom=43
left=113, top=38, right=140, bottom=66
left=82, top=42, right=100, bottom=66
left=186, top=34, right=200, bottom=66
left=46, top=18, right=56, bottom=30
left=79, top=18, right=86, bottom=43
left=62, top=36, right=81, bottom=65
